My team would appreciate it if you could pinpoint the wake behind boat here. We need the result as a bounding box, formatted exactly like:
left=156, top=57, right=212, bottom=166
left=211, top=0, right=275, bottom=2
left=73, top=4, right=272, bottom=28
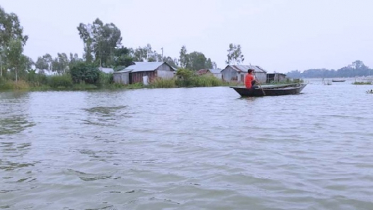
left=230, top=83, right=307, bottom=97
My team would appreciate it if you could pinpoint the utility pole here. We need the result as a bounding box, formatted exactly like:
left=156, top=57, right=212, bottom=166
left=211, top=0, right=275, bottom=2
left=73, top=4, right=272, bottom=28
left=161, top=47, right=163, bottom=57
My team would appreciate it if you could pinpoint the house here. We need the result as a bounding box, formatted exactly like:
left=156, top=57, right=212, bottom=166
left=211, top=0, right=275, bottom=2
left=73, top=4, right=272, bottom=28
left=266, top=73, right=287, bottom=83
left=113, top=62, right=175, bottom=85
left=99, top=67, right=114, bottom=74
left=221, top=65, right=267, bottom=84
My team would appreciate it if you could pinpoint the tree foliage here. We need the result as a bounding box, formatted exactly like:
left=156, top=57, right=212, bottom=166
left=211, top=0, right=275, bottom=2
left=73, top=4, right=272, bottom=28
left=70, top=62, right=100, bottom=84
left=226, top=43, right=244, bottom=65
left=286, top=60, right=373, bottom=78
left=0, top=7, right=28, bottom=47
left=178, top=46, right=214, bottom=71
left=77, top=18, right=122, bottom=66
left=179, top=46, right=189, bottom=68
left=0, top=6, right=30, bottom=80
left=113, top=47, right=134, bottom=68
left=5, top=39, right=23, bottom=81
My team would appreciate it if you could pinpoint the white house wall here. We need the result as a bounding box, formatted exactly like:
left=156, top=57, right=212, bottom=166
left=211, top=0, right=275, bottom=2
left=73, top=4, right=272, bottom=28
left=113, top=72, right=129, bottom=84
left=156, top=63, right=175, bottom=79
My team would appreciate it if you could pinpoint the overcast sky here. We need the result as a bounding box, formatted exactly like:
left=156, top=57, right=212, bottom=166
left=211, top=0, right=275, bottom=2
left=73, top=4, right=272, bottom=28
left=1, top=0, right=372, bottom=73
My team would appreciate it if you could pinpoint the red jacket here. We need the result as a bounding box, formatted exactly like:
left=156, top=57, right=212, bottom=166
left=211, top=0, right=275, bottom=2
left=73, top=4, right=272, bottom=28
left=245, top=74, right=254, bottom=88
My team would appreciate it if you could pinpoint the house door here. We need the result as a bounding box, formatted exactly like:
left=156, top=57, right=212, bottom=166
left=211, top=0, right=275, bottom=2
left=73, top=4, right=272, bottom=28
left=143, top=75, right=149, bottom=85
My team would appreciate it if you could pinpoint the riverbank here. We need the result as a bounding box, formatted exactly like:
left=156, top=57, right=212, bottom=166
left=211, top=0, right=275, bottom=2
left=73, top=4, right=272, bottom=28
left=0, top=75, right=238, bottom=91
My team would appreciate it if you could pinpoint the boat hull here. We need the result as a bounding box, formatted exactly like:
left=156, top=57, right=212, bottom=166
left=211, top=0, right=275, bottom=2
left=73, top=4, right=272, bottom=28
left=230, top=83, right=307, bottom=97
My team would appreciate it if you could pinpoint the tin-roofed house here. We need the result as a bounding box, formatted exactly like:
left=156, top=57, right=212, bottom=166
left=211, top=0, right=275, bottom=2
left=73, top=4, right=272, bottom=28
left=266, top=73, right=287, bottom=83
left=113, top=62, right=176, bottom=85
left=221, top=65, right=267, bottom=84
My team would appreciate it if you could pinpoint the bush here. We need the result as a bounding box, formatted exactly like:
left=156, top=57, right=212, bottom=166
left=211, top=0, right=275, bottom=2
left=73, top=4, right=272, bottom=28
left=70, top=62, right=100, bottom=84
left=97, top=72, right=113, bottom=87
left=175, top=73, right=224, bottom=88
left=0, top=79, right=29, bottom=90
left=26, top=70, right=48, bottom=87
left=48, top=74, right=73, bottom=88
left=150, top=78, right=177, bottom=88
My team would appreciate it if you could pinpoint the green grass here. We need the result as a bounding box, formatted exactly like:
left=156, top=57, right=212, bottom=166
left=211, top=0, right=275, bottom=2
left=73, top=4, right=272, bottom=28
left=353, top=81, right=372, bottom=85
left=150, top=78, right=177, bottom=88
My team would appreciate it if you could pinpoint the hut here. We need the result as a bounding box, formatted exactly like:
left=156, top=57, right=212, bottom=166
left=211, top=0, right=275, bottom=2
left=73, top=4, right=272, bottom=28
left=113, top=62, right=175, bottom=85
left=266, top=73, right=287, bottom=83
left=221, top=65, right=267, bottom=84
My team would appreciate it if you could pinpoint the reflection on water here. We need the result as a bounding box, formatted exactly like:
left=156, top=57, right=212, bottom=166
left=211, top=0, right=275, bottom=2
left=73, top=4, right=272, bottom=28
left=1, top=83, right=373, bottom=209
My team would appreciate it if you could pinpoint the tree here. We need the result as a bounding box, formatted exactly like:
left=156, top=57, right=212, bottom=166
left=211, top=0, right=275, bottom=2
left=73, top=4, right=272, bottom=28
left=162, top=56, right=178, bottom=68
left=69, top=53, right=82, bottom=67
left=132, top=44, right=160, bottom=62
left=5, top=39, right=23, bottom=82
left=0, top=6, right=28, bottom=78
left=179, top=46, right=189, bottom=68
left=226, top=43, right=244, bottom=65
left=77, top=18, right=122, bottom=66
left=113, top=47, right=134, bottom=68
left=178, top=46, right=214, bottom=70
left=56, top=53, right=69, bottom=73
left=43, top=54, right=53, bottom=70
left=70, top=62, right=100, bottom=84
left=0, top=7, right=28, bottom=47
left=187, top=51, right=210, bottom=70
left=35, top=56, right=49, bottom=70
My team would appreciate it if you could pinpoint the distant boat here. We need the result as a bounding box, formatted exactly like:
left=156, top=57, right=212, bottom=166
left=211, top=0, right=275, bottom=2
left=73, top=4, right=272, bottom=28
left=332, top=79, right=346, bottom=82
left=230, top=83, right=307, bottom=97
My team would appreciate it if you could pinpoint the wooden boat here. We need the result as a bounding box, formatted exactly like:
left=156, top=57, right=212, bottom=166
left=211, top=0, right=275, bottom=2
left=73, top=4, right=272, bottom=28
left=230, top=83, right=307, bottom=97
left=332, top=79, right=346, bottom=82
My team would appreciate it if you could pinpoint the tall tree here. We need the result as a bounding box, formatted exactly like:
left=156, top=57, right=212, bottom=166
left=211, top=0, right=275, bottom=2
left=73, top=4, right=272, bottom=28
left=0, top=6, right=28, bottom=78
left=188, top=51, right=209, bottom=70
left=178, top=46, right=214, bottom=70
left=56, top=53, right=69, bottom=73
left=113, top=47, right=134, bottom=68
left=179, top=45, right=189, bottom=68
left=226, top=43, right=244, bottom=65
left=69, top=53, right=82, bottom=67
left=132, top=44, right=161, bottom=62
left=162, top=56, right=178, bottom=68
left=0, top=7, right=28, bottom=47
left=5, top=39, right=23, bottom=81
left=35, top=56, right=49, bottom=70
left=77, top=18, right=122, bottom=66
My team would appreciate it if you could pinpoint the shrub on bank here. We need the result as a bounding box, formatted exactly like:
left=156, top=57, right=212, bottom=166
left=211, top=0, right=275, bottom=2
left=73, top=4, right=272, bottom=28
left=70, top=62, right=100, bottom=84
left=150, top=78, right=177, bottom=88
left=0, top=79, right=30, bottom=90
left=97, top=72, right=113, bottom=87
left=48, top=74, right=73, bottom=88
left=353, top=81, right=372, bottom=85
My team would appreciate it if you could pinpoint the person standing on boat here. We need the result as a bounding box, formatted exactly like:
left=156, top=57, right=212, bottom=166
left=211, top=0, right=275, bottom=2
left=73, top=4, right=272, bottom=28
left=245, top=69, right=258, bottom=90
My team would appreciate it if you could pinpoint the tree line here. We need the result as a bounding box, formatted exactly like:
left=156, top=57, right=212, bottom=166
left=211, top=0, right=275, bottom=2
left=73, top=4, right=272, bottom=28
left=286, top=60, right=373, bottom=78
left=1, top=5, right=246, bottom=87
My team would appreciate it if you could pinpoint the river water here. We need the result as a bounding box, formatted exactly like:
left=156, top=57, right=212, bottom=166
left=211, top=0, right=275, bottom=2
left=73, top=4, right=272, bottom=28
left=1, top=79, right=373, bottom=210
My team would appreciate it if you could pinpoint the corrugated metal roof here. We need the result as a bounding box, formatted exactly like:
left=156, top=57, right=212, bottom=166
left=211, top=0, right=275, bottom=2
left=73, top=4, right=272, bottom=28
left=99, top=67, right=114, bottom=74
left=114, top=69, right=132, bottom=73
left=124, top=62, right=164, bottom=73
left=225, top=65, right=267, bottom=73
